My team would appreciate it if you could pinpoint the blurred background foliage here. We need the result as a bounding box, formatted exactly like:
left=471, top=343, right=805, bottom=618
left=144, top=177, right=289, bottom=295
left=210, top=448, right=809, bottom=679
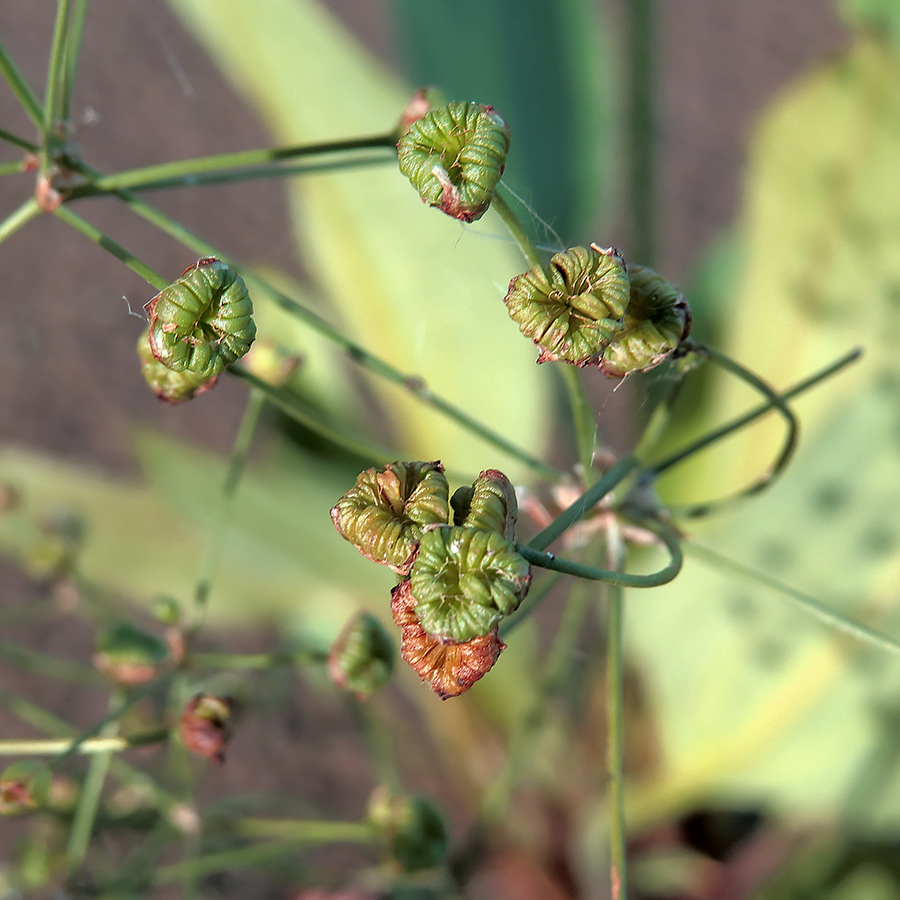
left=2, top=0, right=900, bottom=896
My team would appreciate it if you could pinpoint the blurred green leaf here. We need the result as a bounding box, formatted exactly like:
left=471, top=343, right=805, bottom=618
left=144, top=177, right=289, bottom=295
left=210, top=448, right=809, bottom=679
left=165, top=0, right=552, bottom=481
left=388, top=0, right=617, bottom=242
left=624, top=35, right=900, bottom=830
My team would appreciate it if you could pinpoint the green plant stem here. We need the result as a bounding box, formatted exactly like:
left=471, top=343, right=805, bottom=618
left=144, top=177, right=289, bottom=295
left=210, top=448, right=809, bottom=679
left=644, top=347, right=862, bottom=478
left=0, top=638, right=107, bottom=687
left=354, top=698, right=402, bottom=794
left=491, top=186, right=542, bottom=268
left=0, top=197, right=42, bottom=246
left=108, top=191, right=561, bottom=478
left=231, top=364, right=399, bottom=465
left=605, top=532, right=628, bottom=900
left=63, top=0, right=91, bottom=121
left=528, top=457, right=640, bottom=551
left=0, top=729, right=168, bottom=757
left=91, top=133, right=396, bottom=192
left=560, top=363, right=599, bottom=476
left=236, top=817, right=377, bottom=842
left=0, top=37, right=44, bottom=128
left=627, top=0, right=657, bottom=267
left=188, top=648, right=327, bottom=669
left=687, top=541, right=900, bottom=658
left=670, top=340, right=799, bottom=517
left=190, top=387, right=266, bottom=632
left=66, top=693, right=119, bottom=871
left=152, top=841, right=308, bottom=885
left=43, top=0, right=73, bottom=150
left=519, top=514, right=682, bottom=588
left=52, top=204, right=167, bottom=289
left=0, top=160, right=25, bottom=176
left=0, top=127, right=38, bottom=153
left=69, top=153, right=392, bottom=196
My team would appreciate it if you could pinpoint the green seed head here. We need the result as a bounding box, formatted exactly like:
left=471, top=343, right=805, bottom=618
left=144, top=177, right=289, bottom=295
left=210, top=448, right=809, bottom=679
left=137, top=328, right=218, bottom=402
left=600, top=264, right=692, bottom=377
left=410, top=526, right=531, bottom=642
left=145, top=258, right=256, bottom=379
left=504, top=244, right=630, bottom=366
left=331, top=461, right=451, bottom=574
left=328, top=610, right=395, bottom=698
left=397, top=101, right=510, bottom=223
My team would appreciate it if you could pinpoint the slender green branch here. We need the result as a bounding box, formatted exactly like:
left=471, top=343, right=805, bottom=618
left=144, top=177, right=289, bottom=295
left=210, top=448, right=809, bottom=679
left=152, top=841, right=307, bottom=885
left=0, top=729, right=168, bottom=757
left=231, top=365, right=398, bottom=465
left=66, top=693, right=119, bottom=872
left=0, top=127, right=38, bottom=153
left=89, top=134, right=396, bottom=192
left=519, top=514, right=682, bottom=588
left=0, top=160, right=25, bottom=176
left=528, top=457, right=640, bottom=552
left=627, top=0, right=657, bottom=268
left=644, top=347, right=862, bottom=478
left=0, top=197, right=42, bottom=246
left=189, top=387, right=266, bottom=632
left=109, top=192, right=561, bottom=479
left=605, top=531, right=628, bottom=900
left=68, top=153, right=392, bottom=197
left=687, top=541, right=900, bottom=658
left=52, top=204, right=167, bottom=289
left=0, top=38, right=44, bottom=128
left=62, top=0, right=91, bottom=121
left=0, top=638, right=107, bottom=687
left=491, top=186, right=542, bottom=268
left=559, top=363, right=598, bottom=476
left=43, top=0, right=74, bottom=148
left=188, top=648, right=327, bottom=670
left=235, top=817, right=377, bottom=842
left=669, top=340, right=799, bottom=518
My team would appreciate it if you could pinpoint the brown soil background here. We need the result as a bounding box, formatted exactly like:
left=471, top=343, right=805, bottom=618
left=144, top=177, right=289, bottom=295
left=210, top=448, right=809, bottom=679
left=0, top=1, right=846, bottom=895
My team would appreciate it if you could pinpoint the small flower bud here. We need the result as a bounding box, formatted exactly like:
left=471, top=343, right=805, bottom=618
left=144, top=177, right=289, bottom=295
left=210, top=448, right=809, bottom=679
left=152, top=595, right=182, bottom=626
left=179, top=694, right=233, bottom=764
left=599, top=264, right=692, bottom=377
left=93, top=621, right=170, bottom=687
left=241, top=336, right=302, bottom=387
left=368, top=787, right=449, bottom=872
left=331, top=461, right=450, bottom=574
left=397, top=101, right=510, bottom=222
left=137, top=328, right=218, bottom=402
left=504, top=244, right=630, bottom=366
left=391, top=578, right=506, bottom=699
left=328, top=611, right=395, bottom=698
left=0, top=761, right=51, bottom=815
left=410, top=526, right=530, bottom=643
left=145, top=258, right=256, bottom=379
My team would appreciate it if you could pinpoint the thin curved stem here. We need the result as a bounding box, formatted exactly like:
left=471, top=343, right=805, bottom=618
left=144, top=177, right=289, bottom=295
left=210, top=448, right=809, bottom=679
left=518, top=515, right=682, bottom=588
left=91, top=133, right=397, bottom=192
left=528, top=457, right=640, bottom=551
left=667, top=340, right=799, bottom=518
left=687, top=541, right=900, bottom=658
left=0, top=38, right=43, bottom=128
left=645, top=348, right=861, bottom=479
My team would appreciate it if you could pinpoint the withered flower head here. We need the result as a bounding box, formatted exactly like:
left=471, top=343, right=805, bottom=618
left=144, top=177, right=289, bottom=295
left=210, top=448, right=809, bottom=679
left=391, top=579, right=505, bottom=700
left=179, top=694, right=234, bottom=764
